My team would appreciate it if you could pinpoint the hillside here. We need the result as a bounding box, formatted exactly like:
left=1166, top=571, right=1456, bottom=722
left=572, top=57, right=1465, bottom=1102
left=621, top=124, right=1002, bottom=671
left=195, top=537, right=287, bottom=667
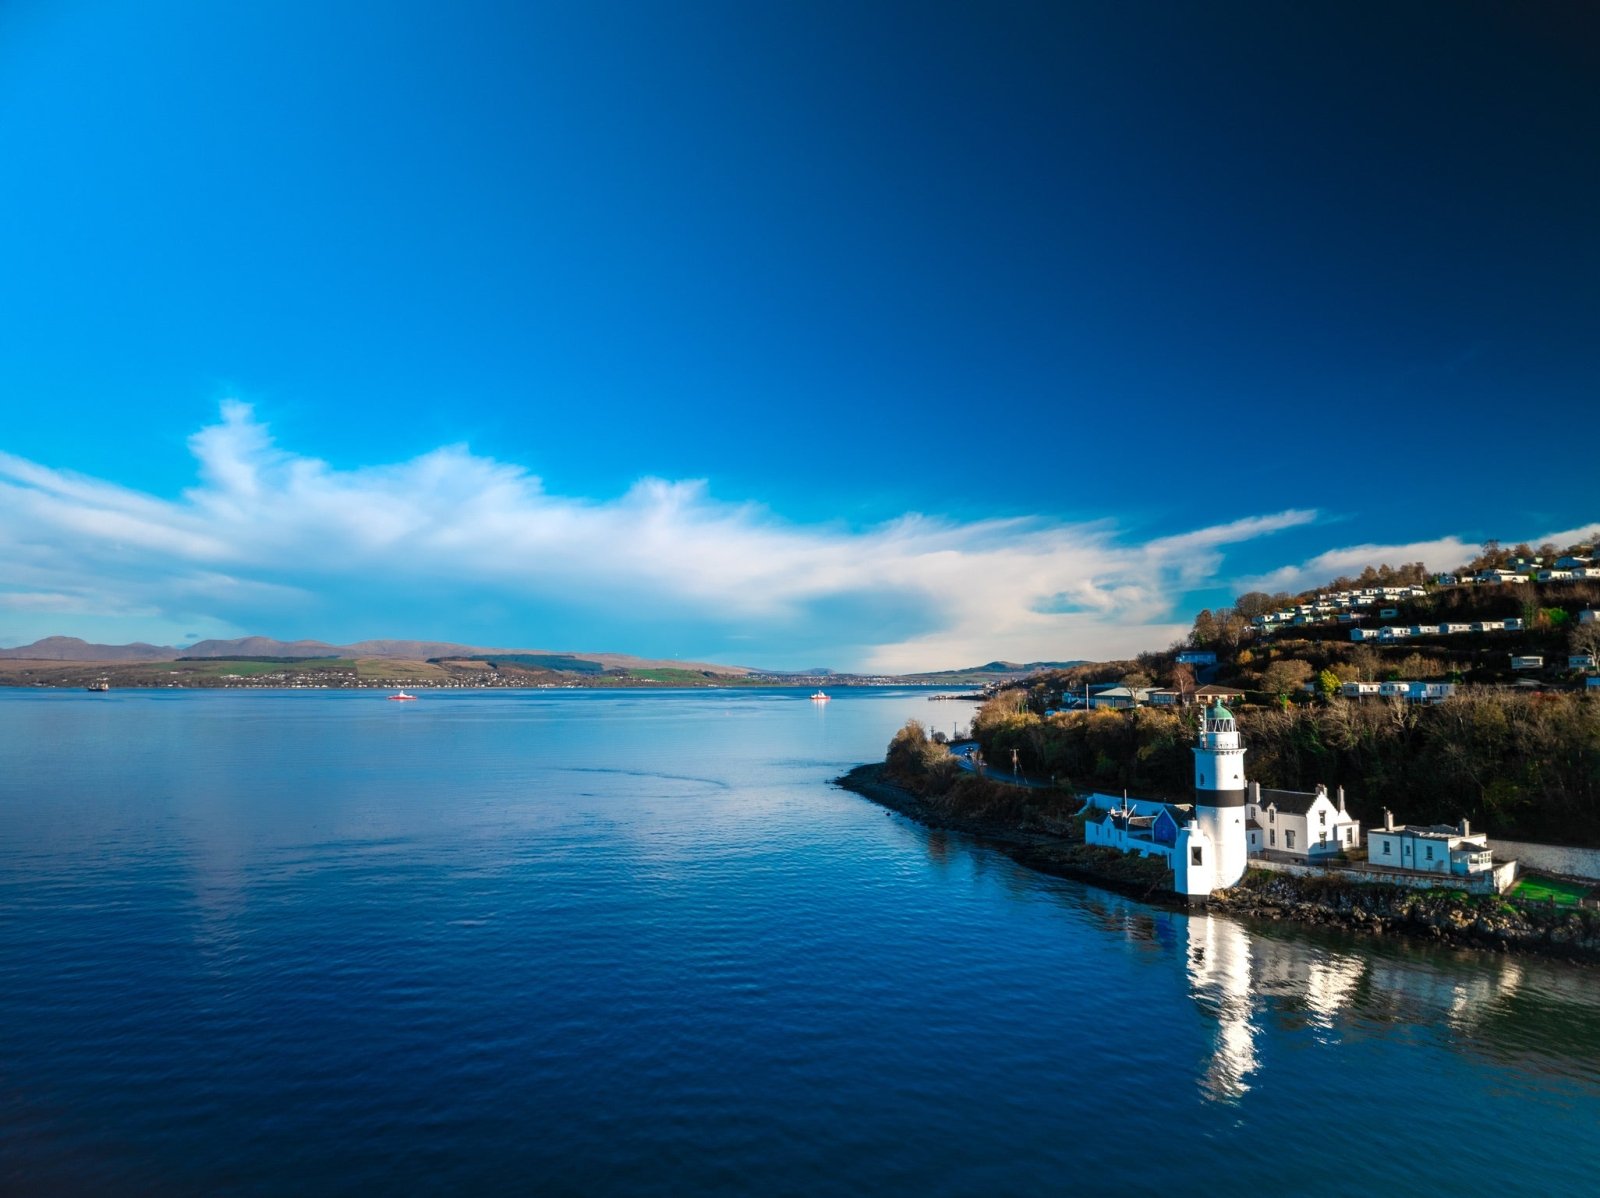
left=966, top=531, right=1600, bottom=847
left=0, top=636, right=180, bottom=662
left=0, top=634, right=755, bottom=676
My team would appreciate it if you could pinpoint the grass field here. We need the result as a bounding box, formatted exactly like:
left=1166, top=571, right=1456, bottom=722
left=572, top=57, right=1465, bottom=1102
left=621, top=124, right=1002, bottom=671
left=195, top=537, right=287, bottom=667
left=163, top=658, right=358, bottom=677
left=624, top=668, right=728, bottom=683
left=1511, top=875, right=1594, bottom=906
left=355, top=658, right=450, bottom=680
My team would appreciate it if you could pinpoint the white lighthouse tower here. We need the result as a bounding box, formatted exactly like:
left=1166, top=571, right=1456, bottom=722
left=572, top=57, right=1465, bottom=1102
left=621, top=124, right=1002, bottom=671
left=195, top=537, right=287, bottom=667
left=1181, top=700, right=1250, bottom=894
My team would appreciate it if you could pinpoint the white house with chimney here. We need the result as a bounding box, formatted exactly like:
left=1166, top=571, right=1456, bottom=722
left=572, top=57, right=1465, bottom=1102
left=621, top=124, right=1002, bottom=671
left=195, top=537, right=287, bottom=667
left=1366, top=811, right=1508, bottom=885
left=1245, top=781, right=1361, bottom=859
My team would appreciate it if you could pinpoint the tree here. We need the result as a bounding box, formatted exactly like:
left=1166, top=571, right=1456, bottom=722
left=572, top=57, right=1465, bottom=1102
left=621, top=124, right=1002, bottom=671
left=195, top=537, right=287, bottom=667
left=1233, top=591, right=1275, bottom=621
left=1213, top=607, right=1250, bottom=652
left=1167, top=661, right=1196, bottom=696
left=1345, top=646, right=1380, bottom=682
left=1192, top=609, right=1218, bottom=647
left=1571, top=620, right=1600, bottom=659
left=1260, top=658, right=1312, bottom=697
left=1316, top=668, right=1341, bottom=698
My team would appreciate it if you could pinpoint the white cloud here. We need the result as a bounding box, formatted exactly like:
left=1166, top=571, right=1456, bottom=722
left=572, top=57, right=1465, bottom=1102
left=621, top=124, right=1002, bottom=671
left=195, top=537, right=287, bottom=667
left=0, top=403, right=1321, bottom=669
left=1238, top=523, right=1600, bottom=596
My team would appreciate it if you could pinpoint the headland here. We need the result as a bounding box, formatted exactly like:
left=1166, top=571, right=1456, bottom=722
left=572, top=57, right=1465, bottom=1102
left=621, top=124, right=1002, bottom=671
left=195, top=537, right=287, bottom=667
left=835, top=762, right=1600, bottom=965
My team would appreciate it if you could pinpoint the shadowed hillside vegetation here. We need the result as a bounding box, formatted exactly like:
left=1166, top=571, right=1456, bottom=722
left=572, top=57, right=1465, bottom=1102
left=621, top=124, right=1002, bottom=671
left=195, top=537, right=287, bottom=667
left=968, top=691, right=1600, bottom=847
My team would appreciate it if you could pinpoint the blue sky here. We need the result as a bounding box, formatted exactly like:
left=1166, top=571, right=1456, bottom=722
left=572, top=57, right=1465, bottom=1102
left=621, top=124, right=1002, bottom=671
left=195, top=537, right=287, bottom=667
left=1, top=1, right=1596, bottom=669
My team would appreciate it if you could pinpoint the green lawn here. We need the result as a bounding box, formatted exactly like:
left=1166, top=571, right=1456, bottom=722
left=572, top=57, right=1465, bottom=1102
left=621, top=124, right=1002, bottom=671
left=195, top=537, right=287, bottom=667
left=1511, top=875, right=1594, bottom=906
left=624, top=668, right=724, bottom=682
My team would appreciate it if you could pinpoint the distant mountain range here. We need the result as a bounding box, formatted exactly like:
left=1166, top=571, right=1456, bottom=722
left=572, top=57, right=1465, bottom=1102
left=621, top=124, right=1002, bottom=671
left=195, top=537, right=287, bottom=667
left=900, top=659, right=1089, bottom=680
left=0, top=635, right=753, bottom=675
left=0, top=636, right=183, bottom=663
left=0, top=637, right=1090, bottom=682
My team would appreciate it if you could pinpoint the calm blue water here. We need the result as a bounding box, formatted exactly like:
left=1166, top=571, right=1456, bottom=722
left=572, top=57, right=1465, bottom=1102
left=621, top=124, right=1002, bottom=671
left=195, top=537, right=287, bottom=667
left=1, top=688, right=1597, bottom=1196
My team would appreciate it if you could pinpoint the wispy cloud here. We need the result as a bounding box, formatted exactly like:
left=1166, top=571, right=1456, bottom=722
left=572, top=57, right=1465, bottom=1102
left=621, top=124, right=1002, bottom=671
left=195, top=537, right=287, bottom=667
left=1238, top=522, right=1600, bottom=596
left=0, top=403, right=1320, bottom=668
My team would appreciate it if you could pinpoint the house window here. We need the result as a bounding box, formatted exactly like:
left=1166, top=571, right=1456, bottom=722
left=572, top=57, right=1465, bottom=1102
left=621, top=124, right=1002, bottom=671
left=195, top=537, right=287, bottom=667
left=1191, top=847, right=1203, bottom=866
left=1344, top=828, right=1352, bottom=844
left=1425, top=845, right=1434, bottom=861
left=1381, top=841, right=1390, bottom=856
left=1319, top=810, right=1327, bottom=826
left=1286, top=831, right=1296, bottom=850
left=1321, top=831, right=1329, bottom=844
left=1269, top=810, right=1275, bottom=824
left=1270, top=830, right=1276, bottom=846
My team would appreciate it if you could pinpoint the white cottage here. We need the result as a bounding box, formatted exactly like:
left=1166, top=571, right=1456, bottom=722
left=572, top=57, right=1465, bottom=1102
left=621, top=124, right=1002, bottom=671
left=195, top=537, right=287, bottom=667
left=1245, top=781, right=1360, bottom=859
left=1366, top=812, right=1495, bottom=878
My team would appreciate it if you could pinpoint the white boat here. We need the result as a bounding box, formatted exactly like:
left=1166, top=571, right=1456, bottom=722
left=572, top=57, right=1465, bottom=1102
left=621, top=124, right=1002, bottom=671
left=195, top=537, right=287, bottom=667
left=387, top=691, right=418, bottom=702
left=810, top=690, right=829, bottom=702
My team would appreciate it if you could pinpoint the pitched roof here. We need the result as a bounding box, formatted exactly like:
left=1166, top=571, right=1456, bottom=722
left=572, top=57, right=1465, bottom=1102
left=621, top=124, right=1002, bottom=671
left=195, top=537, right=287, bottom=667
left=1193, top=684, right=1244, bottom=697
left=1258, top=787, right=1326, bottom=815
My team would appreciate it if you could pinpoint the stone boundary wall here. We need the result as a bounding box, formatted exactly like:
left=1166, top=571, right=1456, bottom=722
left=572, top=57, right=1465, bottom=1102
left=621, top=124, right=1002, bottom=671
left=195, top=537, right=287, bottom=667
left=1252, top=856, right=1517, bottom=895
left=1485, top=839, right=1600, bottom=882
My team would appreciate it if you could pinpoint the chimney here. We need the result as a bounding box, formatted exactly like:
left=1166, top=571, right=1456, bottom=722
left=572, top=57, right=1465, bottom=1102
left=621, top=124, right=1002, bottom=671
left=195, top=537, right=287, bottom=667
left=1384, top=808, right=1394, bottom=831
left=1459, top=817, right=1470, bottom=837
left=1251, top=780, right=1260, bottom=803
left=1337, top=786, right=1346, bottom=815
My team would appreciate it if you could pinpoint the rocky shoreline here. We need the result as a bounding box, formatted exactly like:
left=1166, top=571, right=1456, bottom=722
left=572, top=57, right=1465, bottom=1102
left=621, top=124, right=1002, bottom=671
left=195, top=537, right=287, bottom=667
left=835, top=762, right=1600, bottom=965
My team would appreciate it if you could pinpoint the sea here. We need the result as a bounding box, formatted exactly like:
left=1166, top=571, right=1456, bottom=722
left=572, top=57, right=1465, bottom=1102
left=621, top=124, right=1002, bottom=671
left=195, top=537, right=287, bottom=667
left=1, top=687, right=1596, bottom=1196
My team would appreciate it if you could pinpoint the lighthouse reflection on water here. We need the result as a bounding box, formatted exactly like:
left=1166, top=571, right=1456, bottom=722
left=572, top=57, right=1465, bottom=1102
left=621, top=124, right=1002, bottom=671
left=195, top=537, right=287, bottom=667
left=1148, top=910, right=1542, bottom=1102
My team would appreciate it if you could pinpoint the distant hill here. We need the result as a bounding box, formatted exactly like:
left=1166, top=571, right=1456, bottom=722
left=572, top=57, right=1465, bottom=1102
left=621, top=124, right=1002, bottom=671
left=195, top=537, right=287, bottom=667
left=0, top=636, right=1085, bottom=680
left=902, top=659, right=1088, bottom=680
left=0, top=634, right=754, bottom=676
left=184, top=637, right=346, bottom=658
left=0, top=636, right=177, bottom=662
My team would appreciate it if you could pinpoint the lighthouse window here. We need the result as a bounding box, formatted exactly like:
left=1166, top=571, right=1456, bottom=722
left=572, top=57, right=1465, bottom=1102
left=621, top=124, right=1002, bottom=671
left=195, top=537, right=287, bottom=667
left=1191, top=847, right=1203, bottom=866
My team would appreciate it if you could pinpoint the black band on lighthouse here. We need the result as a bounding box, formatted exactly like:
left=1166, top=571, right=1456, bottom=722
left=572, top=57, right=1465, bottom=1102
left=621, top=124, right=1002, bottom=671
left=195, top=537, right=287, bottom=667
left=1194, top=787, right=1247, bottom=808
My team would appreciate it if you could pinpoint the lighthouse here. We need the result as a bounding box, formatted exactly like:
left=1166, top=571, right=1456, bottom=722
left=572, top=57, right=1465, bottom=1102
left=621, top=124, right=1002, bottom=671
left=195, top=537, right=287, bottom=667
left=1184, top=700, right=1250, bottom=893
